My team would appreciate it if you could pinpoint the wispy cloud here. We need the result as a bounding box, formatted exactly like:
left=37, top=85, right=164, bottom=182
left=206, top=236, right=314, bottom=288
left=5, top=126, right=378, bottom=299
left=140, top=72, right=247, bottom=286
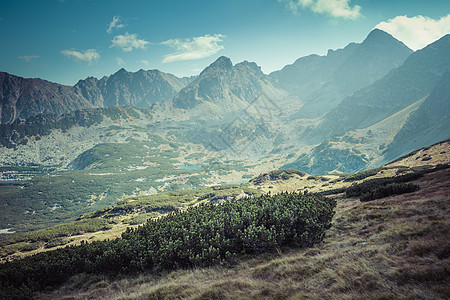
left=375, top=14, right=450, bottom=50
left=107, top=16, right=126, bottom=34
left=110, top=32, right=150, bottom=52
left=279, top=0, right=362, bottom=20
left=116, top=57, right=125, bottom=66
left=19, top=55, right=39, bottom=62
left=162, top=34, right=225, bottom=63
left=141, top=60, right=151, bottom=67
left=61, top=49, right=100, bottom=64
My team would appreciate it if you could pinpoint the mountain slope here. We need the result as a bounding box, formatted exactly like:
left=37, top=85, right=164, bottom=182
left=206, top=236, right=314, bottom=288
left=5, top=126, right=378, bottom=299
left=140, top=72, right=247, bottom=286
left=75, top=69, right=191, bottom=109
left=332, top=29, right=413, bottom=96
left=283, top=97, right=427, bottom=174
left=0, top=69, right=191, bottom=124
left=381, top=71, right=450, bottom=163
left=309, top=34, right=449, bottom=142
left=3, top=141, right=449, bottom=300
left=168, top=56, right=288, bottom=120
left=269, top=42, right=358, bottom=97
left=282, top=34, right=449, bottom=175
left=0, top=72, right=96, bottom=124
left=271, top=29, right=412, bottom=117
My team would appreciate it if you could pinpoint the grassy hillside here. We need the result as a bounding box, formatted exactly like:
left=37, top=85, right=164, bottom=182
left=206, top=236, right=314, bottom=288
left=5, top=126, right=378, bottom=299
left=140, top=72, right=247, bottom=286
left=0, top=140, right=448, bottom=299
left=36, top=163, right=450, bottom=300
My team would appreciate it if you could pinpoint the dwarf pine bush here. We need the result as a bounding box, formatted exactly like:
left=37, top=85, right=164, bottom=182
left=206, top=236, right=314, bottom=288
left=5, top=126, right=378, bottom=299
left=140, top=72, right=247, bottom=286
left=0, top=192, right=335, bottom=298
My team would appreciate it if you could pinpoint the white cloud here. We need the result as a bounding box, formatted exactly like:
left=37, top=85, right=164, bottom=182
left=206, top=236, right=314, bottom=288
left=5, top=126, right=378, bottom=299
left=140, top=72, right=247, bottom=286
left=279, top=0, right=361, bottom=20
left=162, top=34, right=225, bottom=63
left=61, top=49, right=100, bottom=64
left=116, top=57, right=125, bottom=66
left=375, top=15, right=450, bottom=50
left=107, top=16, right=125, bottom=34
left=19, top=55, right=39, bottom=62
left=141, top=59, right=151, bottom=67
left=110, top=32, right=150, bottom=52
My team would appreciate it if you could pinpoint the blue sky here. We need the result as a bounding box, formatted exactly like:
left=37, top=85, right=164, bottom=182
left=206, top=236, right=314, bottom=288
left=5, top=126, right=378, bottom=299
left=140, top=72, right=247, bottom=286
left=0, top=0, right=449, bottom=85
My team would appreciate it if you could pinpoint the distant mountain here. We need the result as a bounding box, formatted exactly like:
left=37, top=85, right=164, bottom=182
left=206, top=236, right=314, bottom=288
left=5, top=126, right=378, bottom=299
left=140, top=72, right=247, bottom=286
left=270, top=44, right=358, bottom=98
left=0, top=30, right=448, bottom=177
left=0, top=72, right=95, bottom=124
left=75, top=69, right=192, bottom=109
left=284, top=34, right=450, bottom=175
left=309, top=34, right=449, bottom=142
left=0, top=69, right=191, bottom=124
left=168, top=56, right=288, bottom=120
left=0, top=106, right=144, bottom=149
left=271, top=29, right=412, bottom=117
left=333, top=29, right=413, bottom=95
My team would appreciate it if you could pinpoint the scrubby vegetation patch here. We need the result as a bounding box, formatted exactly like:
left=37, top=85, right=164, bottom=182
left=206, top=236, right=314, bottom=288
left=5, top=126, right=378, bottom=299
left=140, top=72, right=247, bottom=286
left=0, top=192, right=335, bottom=299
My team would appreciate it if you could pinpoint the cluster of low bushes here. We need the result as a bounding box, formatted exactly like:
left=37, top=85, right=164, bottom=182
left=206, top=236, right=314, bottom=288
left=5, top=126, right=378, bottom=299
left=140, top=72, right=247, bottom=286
left=0, top=218, right=113, bottom=248
left=345, top=173, right=422, bottom=201
left=120, top=192, right=335, bottom=270
left=0, top=192, right=335, bottom=299
left=250, top=169, right=306, bottom=185
left=358, top=183, right=420, bottom=202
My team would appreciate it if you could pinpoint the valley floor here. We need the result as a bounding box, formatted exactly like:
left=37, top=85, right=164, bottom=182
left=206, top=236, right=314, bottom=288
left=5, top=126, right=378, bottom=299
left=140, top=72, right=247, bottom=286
left=37, top=168, right=449, bottom=300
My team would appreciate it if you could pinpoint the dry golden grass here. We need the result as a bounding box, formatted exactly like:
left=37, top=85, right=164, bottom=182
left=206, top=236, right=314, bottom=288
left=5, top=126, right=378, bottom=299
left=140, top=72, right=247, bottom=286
left=37, top=167, right=450, bottom=300
left=248, top=172, right=351, bottom=195
left=386, top=139, right=450, bottom=168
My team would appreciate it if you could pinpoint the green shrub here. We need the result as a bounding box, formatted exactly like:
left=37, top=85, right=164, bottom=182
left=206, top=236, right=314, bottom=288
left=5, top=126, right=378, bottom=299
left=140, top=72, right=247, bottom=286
left=44, top=238, right=68, bottom=249
left=359, top=183, right=420, bottom=202
left=19, top=242, right=41, bottom=252
left=345, top=172, right=423, bottom=199
left=0, top=193, right=335, bottom=297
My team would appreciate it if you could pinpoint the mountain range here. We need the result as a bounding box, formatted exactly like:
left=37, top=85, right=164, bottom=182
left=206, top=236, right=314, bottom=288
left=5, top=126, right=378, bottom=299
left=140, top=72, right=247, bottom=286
left=0, top=28, right=448, bottom=218
left=0, top=69, right=193, bottom=124
left=270, top=29, right=413, bottom=118
left=284, top=33, right=450, bottom=174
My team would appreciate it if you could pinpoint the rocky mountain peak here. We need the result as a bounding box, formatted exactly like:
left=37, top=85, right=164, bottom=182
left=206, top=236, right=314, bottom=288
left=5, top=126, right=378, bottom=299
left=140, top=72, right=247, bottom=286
left=200, top=56, right=233, bottom=76
left=111, top=68, right=131, bottom=80
left=170, top=56, right=286, bottom=113
left=116, top=67, right=127, bottom=74
left=235, top=60, right=263, bottom=75
left=364, top=28, right=391, bottom=41
left=361, top=28, right=411, bottom=51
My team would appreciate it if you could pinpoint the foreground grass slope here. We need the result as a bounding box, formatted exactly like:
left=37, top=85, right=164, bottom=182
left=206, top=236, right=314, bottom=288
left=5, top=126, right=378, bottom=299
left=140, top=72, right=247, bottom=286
left=1, top=139, right=448, bottom=299
left=38, top=166, right=449, bottom=300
